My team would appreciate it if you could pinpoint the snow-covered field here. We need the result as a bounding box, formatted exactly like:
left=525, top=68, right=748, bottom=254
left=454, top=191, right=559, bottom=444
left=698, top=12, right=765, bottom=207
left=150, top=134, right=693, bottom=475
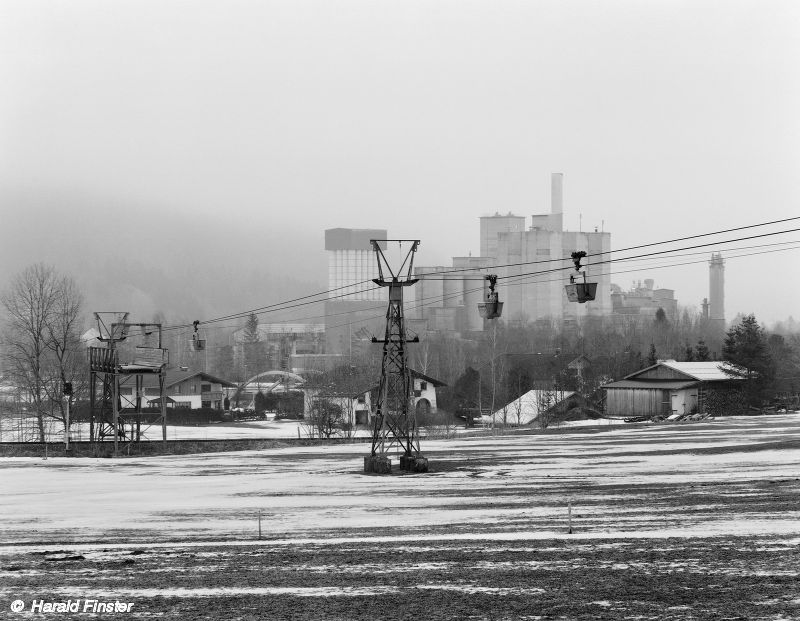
left=0, top=415, right=620, bottom=443
left=1, top=413, right=799, bottom=619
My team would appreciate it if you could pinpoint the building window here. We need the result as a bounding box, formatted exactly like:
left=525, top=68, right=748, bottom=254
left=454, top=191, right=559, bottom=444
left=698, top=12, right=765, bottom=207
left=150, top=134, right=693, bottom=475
left=191, top=384, right=197, bottom=393
left=202, top=401, right=211, bottom=409
left=420, top=381, right=427, bottom=390
left=175, top=385, right=181, bottom=395
left=201, top=383, right=211, bottom=393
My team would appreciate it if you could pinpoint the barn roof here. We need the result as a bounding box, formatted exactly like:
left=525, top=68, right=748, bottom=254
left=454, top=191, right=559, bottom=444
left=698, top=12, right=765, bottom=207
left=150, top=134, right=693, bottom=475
left=604, top=380, right=698, bottom=390
left=623, top=360, right=740, bottom=382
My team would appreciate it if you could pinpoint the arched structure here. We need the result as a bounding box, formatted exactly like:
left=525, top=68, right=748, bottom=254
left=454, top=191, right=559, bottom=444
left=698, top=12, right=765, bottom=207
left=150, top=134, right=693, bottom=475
left=231, top=370, right=305, bottom=402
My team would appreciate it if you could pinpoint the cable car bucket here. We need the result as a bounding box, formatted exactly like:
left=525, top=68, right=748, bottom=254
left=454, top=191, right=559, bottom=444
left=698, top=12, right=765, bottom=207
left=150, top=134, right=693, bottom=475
left=190, top=320, right=206, bottom=351
left=478, top=274, right=503, bottom=319
left=565, top=251, right=597, bottom=303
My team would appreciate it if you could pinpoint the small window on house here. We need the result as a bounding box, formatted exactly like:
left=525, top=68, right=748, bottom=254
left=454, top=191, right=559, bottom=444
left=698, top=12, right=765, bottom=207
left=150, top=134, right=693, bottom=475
left=175, top=385, right=181, bottom=395
left=201, top=383, right=211, bottom=393
left=357, top=396, right=365, bottom=404
left=191, top=384, right=197, bottom=393
left=420, top=381, right=427, bottom=390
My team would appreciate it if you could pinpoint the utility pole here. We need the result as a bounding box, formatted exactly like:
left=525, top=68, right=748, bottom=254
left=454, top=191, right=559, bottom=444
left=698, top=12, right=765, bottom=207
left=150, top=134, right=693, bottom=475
left=364, top=239, right=427, bottom=474
left=63, top=381, right=72, bottom=453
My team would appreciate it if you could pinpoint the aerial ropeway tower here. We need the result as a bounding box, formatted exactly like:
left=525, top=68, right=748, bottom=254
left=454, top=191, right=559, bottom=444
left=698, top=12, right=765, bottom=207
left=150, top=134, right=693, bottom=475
left=364, top=239, right=428, bottom=474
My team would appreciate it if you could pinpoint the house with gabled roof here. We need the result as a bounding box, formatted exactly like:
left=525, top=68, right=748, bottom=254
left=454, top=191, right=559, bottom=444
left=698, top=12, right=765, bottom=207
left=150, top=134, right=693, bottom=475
left=603, top=360, right=743, bottom=418
left=302, top=368, right=447, bottom=426
left=118, top=370, right=237, bottom=411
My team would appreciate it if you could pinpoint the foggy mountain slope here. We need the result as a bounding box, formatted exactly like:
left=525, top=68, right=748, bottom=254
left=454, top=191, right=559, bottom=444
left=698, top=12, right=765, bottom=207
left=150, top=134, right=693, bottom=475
left=0, top=193, right=326, bottom=326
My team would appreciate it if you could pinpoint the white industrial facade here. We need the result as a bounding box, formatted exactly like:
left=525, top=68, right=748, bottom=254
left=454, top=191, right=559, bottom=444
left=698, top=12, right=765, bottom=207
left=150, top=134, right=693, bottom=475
left=324, top=228, right=388, bottom=354
left=325, top=228, right=387, bottom=301
left=413, top=173, right=612, bottom=332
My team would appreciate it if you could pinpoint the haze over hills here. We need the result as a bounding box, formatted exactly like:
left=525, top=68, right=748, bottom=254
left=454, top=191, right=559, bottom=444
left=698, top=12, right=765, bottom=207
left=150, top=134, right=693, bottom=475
left=0, top=191, right=327, bottom=329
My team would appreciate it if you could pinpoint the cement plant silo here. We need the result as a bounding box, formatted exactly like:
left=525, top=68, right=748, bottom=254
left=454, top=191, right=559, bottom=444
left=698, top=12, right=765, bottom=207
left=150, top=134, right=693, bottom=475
left=414, top=267, right=446, bottom=320
left=461, top=271, right=484, bottom=332
left=442, top=272, right=464, bottom=309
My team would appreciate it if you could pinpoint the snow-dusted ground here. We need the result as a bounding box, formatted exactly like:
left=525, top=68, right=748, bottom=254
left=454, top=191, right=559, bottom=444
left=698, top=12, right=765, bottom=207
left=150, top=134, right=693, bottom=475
left=1, top=410, right=632, bottom=443
left=1, top=413, right=798, bottom=547
left=2, top=413, right=800, bottom=619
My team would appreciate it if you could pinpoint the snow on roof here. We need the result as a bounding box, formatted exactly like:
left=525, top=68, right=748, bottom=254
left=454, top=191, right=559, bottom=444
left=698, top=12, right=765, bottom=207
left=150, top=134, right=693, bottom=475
left=604, top=379, right=698, bottom=390
left=657, top=361, right=739, bottom=381
left=485, top=389, right=576, bottom=426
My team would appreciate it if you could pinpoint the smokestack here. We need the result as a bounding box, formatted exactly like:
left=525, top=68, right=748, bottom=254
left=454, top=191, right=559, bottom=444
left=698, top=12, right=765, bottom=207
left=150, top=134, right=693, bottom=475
left=709, top=252, right=725, bottom=332
left=551, top=173, right=563, bottom=214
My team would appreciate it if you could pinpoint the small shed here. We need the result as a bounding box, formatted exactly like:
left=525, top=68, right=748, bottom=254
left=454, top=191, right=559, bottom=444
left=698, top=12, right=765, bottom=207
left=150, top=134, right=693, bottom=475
left=603, top=360, right=742, bottom=418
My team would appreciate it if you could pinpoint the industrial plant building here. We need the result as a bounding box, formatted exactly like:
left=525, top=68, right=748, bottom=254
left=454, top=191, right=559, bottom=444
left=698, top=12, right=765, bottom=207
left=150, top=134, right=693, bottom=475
left=609, top=279, right=678, bottom=323
left=411, top=173, right=612, bottom=333
left=323, top=228, right=388, bottom=356
left=318, top=187, right=727, bottom=354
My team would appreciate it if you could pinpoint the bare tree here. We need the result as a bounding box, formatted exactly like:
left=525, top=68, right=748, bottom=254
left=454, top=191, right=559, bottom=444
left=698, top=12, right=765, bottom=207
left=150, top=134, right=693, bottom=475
left=536, top=389, right=555, bottom=429
left=305, top=398, right=344, bottom=439
left=512, top=392, right=525, bottom=426
left=1, top=264, right=84, bottom=442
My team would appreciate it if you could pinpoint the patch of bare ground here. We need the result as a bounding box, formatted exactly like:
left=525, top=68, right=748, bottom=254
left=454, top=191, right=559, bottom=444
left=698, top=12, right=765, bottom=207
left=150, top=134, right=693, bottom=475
left=1, top=535, right=799, bottom=619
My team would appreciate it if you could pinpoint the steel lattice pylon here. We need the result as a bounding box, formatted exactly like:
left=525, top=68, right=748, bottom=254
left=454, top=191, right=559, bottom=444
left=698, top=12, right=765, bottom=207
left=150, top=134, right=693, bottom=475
left=88, top=313, right=168, bottom=456
left=365, top=240, right=427, bottom=474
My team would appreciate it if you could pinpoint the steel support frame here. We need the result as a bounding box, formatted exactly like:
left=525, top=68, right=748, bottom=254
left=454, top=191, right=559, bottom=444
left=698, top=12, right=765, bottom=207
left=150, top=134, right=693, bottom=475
left=367, top=239, right=422, bottom=467
left=370, top=280, right=418, bottom=457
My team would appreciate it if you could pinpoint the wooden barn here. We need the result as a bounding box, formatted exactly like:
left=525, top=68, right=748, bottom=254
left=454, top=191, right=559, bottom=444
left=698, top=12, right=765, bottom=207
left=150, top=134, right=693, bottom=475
left=604, top=361, right=742, bottom=418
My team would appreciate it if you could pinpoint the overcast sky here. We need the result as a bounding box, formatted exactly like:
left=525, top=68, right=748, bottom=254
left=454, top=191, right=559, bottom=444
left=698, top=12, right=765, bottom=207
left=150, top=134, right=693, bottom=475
left=1, top=0, right=798, bottom=325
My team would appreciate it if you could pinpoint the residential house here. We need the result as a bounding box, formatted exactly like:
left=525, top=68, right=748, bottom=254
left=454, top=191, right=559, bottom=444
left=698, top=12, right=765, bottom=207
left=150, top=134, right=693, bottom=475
left=119, top=370, right=237, bottom=410
left=410, top=369, right=446, bottom=416
left=303, top=386, right=373, bottom=426
left=303, top=368, right=446, bottom=426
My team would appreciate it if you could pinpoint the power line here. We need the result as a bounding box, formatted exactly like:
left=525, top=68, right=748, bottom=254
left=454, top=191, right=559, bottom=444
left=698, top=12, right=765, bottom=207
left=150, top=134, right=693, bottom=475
left=173, top=234, right=800, bottom=334
left=164, top=218, right=799, bottom=332
left=324, top=243, right=800, bottom=333
left=418, top=216, right=800, bottom=277
left=163, top=242, right=800, bottom=358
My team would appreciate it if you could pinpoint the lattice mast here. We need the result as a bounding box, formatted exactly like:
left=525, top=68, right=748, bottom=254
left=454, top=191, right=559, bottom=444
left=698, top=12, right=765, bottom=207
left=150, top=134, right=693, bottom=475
left=89, top=312, right=168, bottom=455
left=369, top=240, right=421, bottom=460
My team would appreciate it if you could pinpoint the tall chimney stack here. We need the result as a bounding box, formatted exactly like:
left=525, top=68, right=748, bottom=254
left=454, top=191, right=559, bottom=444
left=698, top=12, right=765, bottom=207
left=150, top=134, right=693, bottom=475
left=709, top=253, right=725, bottom=333
left=551, top=173, right=563, bottom=214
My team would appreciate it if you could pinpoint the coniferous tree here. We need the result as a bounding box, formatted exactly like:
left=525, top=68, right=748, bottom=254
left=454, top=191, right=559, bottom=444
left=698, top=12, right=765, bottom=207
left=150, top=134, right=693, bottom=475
left=243, top=313, right=260, bottom=343
left=722, top=314, right=776, bottom=407
left=695, top=339, right=710, bottom=361
left=647, top=343, right=658, bottom=366
left=241, top=312, right=268, bottom=376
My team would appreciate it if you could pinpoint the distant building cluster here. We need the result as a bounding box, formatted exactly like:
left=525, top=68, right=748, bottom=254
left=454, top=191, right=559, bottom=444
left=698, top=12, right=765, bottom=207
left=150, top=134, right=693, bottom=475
left=317, top=173, right=726, bottom=354
left=609, top=279, right=678, bottom=322
left=411, top=173, right=612, bottom=333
